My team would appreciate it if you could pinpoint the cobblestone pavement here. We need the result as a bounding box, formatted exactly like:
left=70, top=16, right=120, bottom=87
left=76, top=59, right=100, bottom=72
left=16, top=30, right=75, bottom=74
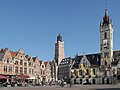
left=0, top=84, right=120, bottom=90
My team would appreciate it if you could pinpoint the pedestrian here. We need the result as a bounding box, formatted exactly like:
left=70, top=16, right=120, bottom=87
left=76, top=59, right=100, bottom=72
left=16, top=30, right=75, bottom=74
left=41, top=81, right=44, bottom=86
left=69, top=78, right=72, bottom=88
left=61, top=79, right=64, bottom=88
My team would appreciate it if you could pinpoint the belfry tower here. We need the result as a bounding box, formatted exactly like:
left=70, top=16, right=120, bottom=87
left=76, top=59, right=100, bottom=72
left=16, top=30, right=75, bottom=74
left=55, top=34, right=65, bottom=66
left=54, top=34, right=65, bottom=81
left=100, top=9, right=114, bottom=83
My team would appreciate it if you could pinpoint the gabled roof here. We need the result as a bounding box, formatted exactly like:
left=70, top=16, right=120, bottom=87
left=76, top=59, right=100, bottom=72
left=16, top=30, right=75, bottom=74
left=72, top=53, right=100, bottom=69
left=86, top=53, right=100, bottom=66
left=72, top=50, right=120, bottom=69
left=9, top=50, right=18, bottom=57
left=72, top=56, right=82, bottom=69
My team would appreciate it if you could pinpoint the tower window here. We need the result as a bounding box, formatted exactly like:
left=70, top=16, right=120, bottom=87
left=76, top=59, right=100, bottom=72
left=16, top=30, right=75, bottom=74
left=104, top=32, right=107, bottom=39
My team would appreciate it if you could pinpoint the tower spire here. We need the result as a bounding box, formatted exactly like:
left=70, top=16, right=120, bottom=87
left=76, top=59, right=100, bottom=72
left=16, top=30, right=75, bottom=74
left=105, top=8, right=108, bottom=16
left=57, top=33, right=62, bottom=42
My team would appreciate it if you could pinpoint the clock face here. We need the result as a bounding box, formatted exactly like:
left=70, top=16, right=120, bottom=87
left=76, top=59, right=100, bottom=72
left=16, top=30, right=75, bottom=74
left=103, top=39, right=107, bottom=48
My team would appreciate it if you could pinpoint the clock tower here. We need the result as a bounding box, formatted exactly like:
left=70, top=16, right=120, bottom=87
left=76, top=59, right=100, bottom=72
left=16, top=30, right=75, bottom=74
left=100, top=9, right=113, bottom=83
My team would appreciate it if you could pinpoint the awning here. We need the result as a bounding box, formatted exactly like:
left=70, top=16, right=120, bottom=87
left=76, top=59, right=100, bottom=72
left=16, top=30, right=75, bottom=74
left=27, top=77, right=36, bottom=79
left=0, top=74, right=8, bottom=79
left=17, top=75, right=29, bottom=79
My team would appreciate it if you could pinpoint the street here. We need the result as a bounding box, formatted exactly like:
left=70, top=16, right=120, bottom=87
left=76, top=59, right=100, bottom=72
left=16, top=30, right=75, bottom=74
left=0, top=84, right=120, bottom=90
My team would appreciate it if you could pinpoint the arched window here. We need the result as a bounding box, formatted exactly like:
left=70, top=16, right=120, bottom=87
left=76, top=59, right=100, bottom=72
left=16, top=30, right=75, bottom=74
left=104, top=32, right=107, bottom=39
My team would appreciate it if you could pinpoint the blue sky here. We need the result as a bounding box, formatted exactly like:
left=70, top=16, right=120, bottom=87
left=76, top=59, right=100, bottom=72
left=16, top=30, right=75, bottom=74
left=0, top=0, right=120, bottom=61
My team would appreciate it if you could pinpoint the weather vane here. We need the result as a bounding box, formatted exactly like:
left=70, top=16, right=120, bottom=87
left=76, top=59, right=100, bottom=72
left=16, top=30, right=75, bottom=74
left=105, top=1, right=108, bottom=10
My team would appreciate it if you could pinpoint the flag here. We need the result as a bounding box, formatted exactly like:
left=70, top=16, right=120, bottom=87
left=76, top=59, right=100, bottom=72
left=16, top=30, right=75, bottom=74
left=106, top=56, right=108, bottom=63
left=80, top=64, right=87, bottom=73
left=90, top=68, right=94, bottom=76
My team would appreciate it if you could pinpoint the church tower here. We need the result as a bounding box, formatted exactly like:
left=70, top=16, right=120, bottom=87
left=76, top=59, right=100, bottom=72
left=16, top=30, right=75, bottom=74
left=55, top=34, right=65, bottom=66
left=100, top=9, right=114, bottom=83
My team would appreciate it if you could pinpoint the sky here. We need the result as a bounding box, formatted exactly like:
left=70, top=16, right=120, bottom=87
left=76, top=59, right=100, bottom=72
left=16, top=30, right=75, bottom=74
left=0, top=0, right=120, bottom=61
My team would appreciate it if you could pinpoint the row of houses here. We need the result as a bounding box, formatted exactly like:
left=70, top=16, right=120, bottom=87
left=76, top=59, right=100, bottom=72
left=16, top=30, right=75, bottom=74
left=0, top=48, right=51, bottom=84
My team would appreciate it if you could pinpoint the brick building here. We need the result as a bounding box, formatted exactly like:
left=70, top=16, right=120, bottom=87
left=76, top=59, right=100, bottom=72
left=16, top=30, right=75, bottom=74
left=0, top=48, right=51, bottom=84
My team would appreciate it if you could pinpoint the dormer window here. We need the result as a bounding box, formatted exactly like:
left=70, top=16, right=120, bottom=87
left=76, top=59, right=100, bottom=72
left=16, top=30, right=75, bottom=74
left=7, top=58, right=9, bottom=63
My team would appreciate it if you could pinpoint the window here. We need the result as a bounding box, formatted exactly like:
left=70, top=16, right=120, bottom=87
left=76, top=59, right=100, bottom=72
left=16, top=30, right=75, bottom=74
left=20, top=67, right=23, bottom=74
left=24, top=62, right=27, bottom=66
left=24, top=68, right=27, bottom=74
left=15, top=61, right=18, bottom=65
left=20, top=60, right=23, bottom=65
left=104, top=52, right=108, bottom=58
left=29, top=69, right=31, bottom=74
left=32, top=69, right=34, bottom=75
left=9, top=66, right=12, bottom=72
left=7, top=58, right=9, bottom=63
left=4, top=66, right=7, bottom=72
left=104, top=32, right=107, bottom=39
left=15, top=67, right=18, bottom=74
left=29, top=62, right=31, bottom=66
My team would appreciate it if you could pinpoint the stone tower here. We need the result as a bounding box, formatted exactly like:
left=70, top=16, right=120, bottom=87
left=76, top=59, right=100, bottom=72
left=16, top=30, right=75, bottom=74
left=55, top=34, right=65, bottom=66
left=100, top=9, right=114, bottom=83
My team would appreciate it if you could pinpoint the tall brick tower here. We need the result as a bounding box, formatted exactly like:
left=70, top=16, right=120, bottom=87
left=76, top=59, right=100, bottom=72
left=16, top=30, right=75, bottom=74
left=55, top=34, right=65, bottom=66
left=100, top=9, right=114, bottom=84
left=54, top=34, right=65, bottom=81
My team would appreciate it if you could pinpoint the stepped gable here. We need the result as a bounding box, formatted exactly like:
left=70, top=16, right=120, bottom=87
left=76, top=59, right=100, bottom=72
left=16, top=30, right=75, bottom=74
left=44, top=62, right=48, bottom=67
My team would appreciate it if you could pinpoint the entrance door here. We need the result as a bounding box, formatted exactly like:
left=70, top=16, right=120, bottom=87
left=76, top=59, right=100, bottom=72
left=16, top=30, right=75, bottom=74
left=43, top=78, right=45, bottom=82
left=93, top=79, right=96, bottom=84
left=106, top=78, right=109, bottom=84
left=102, top=78, right=104, bottom=84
